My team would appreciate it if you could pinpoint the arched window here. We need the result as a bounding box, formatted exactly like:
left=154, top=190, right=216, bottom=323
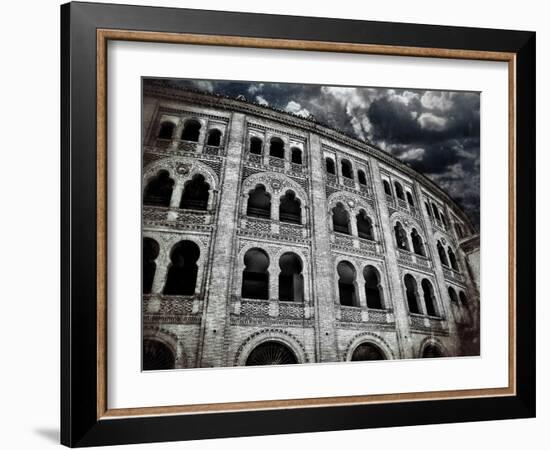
left=441, top=213, right=448, bottom=228
left=332, top=203, right=350, bottom=235
left=249, top=136, right=263, bottom=155
left=269, top=137, right=285, bottom=158
left=206, top=129, right=222, bottom=146
left=394, top=182, right=405, bottom=200
left=448, top=247, right=459, bottom=271
left=163, top=240, right=200, bottom=296
left=351, top=343, right=385, bottom=361
left=337, top=261, right=357, bottom=306
left=246, top=341, right=297, bottom=366
left=341, top=159, right=353, bottom=179
left=143, top=170, right=174, bottom=207
left=180, top=174, right=210, bottom=210
left=422, top=344, right=443, bottom=358
left=241, top=248, right=270, bottom=300
left=291, top=147, right=302, bottom=164
left=421, top=279, right=438, bottom=317
left=157, top=121, right=175, bottom=139
left=383, top=180, right=392, bottom=196
left=425, top=201, right=432, bottom=217
left=432, top=203, right=441, bottom=220
left=143, top=339, right=175, bottom=371
left=448, top=287, right=459, bottom=304
left=279, top=190, right=301, bottom=224
left=364, top=265, right=383, bottom=309
left=404, top=274, right=420, bottom=314
left=278, top=252, right=304, bottom=302
left=459, top=291, right=468, bottom=306
left=356, top=210, right=374, bottom=240
left=411, top=228, right=425, bottom=256
left=437, top=241, right=449, bottom=266
left=406, top=191, right=415, bottom=207
left=247, top=184, right=271, bottom=219
left=143, top=238, right=159, bottom=295
left=181, top=119, right=201, bottom=142
left=455, top=223, right=464, bottom=239
left=358, top=170, right=367, bottom=185
left=325, top=157, right=336, bottom=175
left=394, top=221, right=409, bottom=251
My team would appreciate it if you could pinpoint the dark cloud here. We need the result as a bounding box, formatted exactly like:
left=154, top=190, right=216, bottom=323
left=147, top=78, right=480, bottom=228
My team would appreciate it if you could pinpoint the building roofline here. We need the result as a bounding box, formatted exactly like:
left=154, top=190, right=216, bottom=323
left=143, top=80, right=476, bottom=231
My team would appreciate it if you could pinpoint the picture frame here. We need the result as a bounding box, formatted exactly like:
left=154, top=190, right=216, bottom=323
left=60, top=1, right=535, bottom=447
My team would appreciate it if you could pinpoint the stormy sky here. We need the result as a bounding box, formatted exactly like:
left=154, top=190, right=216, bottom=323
left=152, top=78, right=480, bottom=228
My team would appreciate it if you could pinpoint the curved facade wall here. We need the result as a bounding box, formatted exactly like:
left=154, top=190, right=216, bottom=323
left=141, top=85, right=480, bottom=369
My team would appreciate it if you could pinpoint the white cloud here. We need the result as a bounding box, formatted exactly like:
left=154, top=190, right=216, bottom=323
left=388, top=90, right=419, bottom=106
left=284, top=100, right=310, bottom=118
left=191, top=80, right=214, bottom=92
left=255, top=95, right=269, bottom=106
left=420, top=91, right=454, bottom=111
left=417, top=112, right=447, bottom=131
left=247, top=83, right=264, bottom=94
left=399, top=147, right=425, bottom=161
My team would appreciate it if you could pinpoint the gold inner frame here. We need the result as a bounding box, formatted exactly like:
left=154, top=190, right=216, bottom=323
left=96, top=28, right=517, bottom=420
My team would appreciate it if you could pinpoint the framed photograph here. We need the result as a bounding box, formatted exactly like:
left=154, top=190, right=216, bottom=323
left=61, top=1, right=535, bottom=447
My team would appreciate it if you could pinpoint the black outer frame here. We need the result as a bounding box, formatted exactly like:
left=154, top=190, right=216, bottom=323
left=60, top=1, right=535, bottom=447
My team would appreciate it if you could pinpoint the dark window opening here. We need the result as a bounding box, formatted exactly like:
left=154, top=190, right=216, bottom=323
left=143, top=339, right=175, bottom=371
left=455, top=223, right=464, bottom=239
left=405, top=274, right=420, bottom=314
left=206, top=129, right=222, bottom=146
left=332, top=203, right=350, bottom=235
left=180, top=174, right=210, bottom=210
left=158, top=121, right=175, bottom=139
left=181, top=119, right=201, bottom=142
left=341, top=159, right=353, bottom=179
left=432, top=203, right=441, bottom=221
left=425, top=201, right=432, bottom=217
left=163, top=240, right=200, bottom=296
left=358, top=170, right=367, bottom=185
left=247, top=184, right=271, bottom=219
left=448, top=286, right=459, bottom=304
left=394, top=221, right=409, bottom=251
left=144, top=170, right=174, bottom=207
left=246, top=342, right=297, bottom=366
left=143, top=238, right=159, bottom=295
left=241, top=248, right=270, bottom=300
left=411, top=228, right=425, bottom=256
left=326, top=158, right=336, bottom=175
left=269, top=137, right=285, bottom=158
left=437, top=241, right=449, bottom=266
left=351, top=343, right=385, bottom=361
left=291, top=147, right=302, bottom=164
left=364, top=265, right=383, bottom=309
left=278, top=252, right=304, bottom=302
left=421, top=279, right=438, bottom=317
left=279, top=190, right=301, bottom=224
left=459, top=291, right=468, bottom=306
left=383, top=180, right=392, bottom=196
left=249, top=136, right=263, bottom=155
left=406, top=191, right=415, bottom=207
left=337, top=261, right=357, bottom=306
left=394, top=182, right=405, bottom=200
left=448, top=247, right=459, bottom=271
left=357, top=210, right=374, bottom=240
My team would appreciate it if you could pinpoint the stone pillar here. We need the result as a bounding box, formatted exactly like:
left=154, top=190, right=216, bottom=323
left=170, top=182, right=184, bottom=209
left=370, top=160, right=413, bottom=359
left=412, top=181, right=458, bottom=347
left=198, top=113, right=246, bottom=367
left=152, top=251, right=170, bottom=294
left=308, top=132, right=339, bottom=362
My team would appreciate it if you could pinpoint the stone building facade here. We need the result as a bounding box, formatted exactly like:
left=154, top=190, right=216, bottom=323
left=141, top=83, right=480, bottom=370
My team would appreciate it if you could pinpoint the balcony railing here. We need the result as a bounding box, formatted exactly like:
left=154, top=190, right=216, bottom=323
left=337, top=305, right=395, bottom=325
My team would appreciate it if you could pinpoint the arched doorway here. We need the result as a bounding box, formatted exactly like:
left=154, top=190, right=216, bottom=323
left=246, top=184, right=271, bottom=219
left=351, top=343, right=386, bottom=361
left=180, top=174, right=210, bottom=210
left=364, top=265, right=383, bottom=309
left=278, top=252, right=304, bottom=302
left=337, top=261, right=357, bottom=306
left=163, top=240, right=200, bottom=295
left=142, top=339, right=175, bottom=370
left=241, top=248, right=270, bottom=299
left=422, top=344, right=444, bottom=358
left=245, top=341, right=298, bottom=366
left=143, top=170, right=174, bottom=207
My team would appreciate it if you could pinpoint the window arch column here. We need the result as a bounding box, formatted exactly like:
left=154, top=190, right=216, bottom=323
left=349, top=210, right=359, bottom=238
left=151, top=248, right=170, bottom=294
left=169, top=180, right=184, bottom=209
